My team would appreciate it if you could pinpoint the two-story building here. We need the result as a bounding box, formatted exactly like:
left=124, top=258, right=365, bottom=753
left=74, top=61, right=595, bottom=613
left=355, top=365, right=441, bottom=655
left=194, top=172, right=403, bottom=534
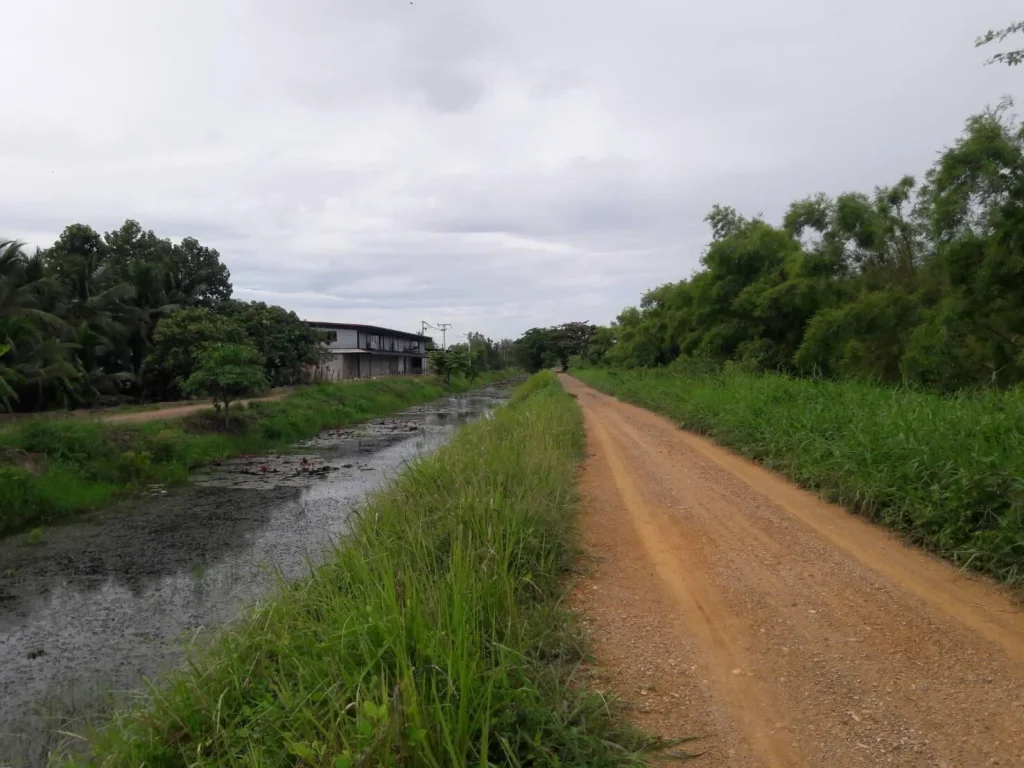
left=306, top=322, right=432, bottom=380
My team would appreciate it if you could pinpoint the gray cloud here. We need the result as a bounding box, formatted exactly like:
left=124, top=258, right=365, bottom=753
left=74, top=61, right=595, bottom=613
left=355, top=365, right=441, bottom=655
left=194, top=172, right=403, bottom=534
left=1, top=0, right=1022, bottom=339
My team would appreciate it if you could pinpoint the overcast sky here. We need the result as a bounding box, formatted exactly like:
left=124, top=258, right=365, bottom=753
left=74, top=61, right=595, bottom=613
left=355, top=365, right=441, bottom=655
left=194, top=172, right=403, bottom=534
left=2, top=1, right=1022, bottom=340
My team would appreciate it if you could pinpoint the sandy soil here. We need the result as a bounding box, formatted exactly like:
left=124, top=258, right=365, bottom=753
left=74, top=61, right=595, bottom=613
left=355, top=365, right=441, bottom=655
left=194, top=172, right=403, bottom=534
left=561, top=375, right=1024, bottom=768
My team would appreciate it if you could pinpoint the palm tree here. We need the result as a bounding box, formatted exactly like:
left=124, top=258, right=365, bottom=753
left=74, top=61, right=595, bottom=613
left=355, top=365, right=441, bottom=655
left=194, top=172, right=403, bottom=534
left=1, top=240, right=68, bottom=409
left=0, top=240, right=83, bottom=410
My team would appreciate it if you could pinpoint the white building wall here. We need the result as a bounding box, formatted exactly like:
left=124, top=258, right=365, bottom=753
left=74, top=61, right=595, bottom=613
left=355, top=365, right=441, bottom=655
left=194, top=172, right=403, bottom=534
left=312, top=353, right=419, bottom=381
left=318, top=328, right=357, bottom=349
left=316, top=354, right=346, bottom=381
left=307, top=325, right=428, bottom=381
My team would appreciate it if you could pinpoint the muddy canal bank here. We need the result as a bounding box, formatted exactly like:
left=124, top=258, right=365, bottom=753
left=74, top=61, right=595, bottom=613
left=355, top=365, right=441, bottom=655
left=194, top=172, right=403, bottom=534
left=0, top=384, right=513, bottom=767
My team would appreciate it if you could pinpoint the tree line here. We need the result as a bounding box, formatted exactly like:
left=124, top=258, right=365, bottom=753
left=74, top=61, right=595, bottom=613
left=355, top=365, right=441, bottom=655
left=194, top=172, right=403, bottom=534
left=0, top=220, right=322, bottom=412
left=573, top=103, right=1024, bottom=392
left=429, top=333, right=516, bottom=383
left=512, top=323, right=595, bottom=373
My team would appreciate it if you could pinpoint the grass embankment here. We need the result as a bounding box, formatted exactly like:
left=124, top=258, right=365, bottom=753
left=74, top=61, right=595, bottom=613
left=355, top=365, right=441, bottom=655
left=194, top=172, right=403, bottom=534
left=0, top=372, right=514, bottom=538
left=573, top=365, right=1024, bottom=586
left=71, top=373, right=655, bottom=767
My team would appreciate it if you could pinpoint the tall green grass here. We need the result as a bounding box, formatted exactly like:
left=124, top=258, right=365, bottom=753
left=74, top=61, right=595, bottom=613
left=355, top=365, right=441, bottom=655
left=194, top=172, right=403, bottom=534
left=574, top=365, right=1024, bottom=586
left=0, top=373, right=515, bottom=537
left=69, top=373, right=657, bottom=767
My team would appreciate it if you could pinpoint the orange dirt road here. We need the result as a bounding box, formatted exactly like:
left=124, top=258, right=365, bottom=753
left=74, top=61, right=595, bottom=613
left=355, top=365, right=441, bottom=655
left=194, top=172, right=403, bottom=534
left=561, top=375, right=1024, bottom=768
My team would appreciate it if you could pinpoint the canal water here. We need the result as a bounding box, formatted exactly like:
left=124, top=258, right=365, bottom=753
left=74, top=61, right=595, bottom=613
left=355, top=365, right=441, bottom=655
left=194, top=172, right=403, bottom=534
left=0, top=384, right=513, bottom=767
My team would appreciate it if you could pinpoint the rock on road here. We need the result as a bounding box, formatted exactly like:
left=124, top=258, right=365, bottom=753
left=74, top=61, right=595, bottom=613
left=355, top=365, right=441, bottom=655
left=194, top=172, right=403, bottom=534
left=561, top=375, right=1024, bottom=768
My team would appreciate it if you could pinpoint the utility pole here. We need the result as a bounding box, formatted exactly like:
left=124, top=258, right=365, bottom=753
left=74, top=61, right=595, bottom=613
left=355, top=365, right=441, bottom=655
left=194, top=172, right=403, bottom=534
left=420, top=321, right=451, bottom=350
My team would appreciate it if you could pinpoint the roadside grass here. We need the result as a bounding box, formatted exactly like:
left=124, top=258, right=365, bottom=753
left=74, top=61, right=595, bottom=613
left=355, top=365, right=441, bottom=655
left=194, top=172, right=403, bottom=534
left=69, top=372, right=660, bottom=767
left=573, top=365, right=1024, bottom=587
left=0, top=372, right=516, bottom=538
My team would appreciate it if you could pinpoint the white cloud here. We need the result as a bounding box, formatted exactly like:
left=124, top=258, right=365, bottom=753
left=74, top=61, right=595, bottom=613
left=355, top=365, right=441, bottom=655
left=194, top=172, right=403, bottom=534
left=1, top=0, right=1021, bottom=339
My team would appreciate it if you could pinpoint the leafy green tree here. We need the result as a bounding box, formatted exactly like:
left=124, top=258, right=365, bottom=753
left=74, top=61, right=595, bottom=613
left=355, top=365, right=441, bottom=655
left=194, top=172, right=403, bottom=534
left=581, top=105, right=1024, bottom=392
left=915, top=102, right=1024, bottom=387
left=585, top=326, right=616, bottom=365
left=549, top=322, right=595, bottom=371
left=795, top=288, right=921, bottom=380
left=220, top=300, right=323, bottom=385
left=493, top=338, right=515, bottom=369
left=512, top=323, right=593, bottom=372
left=458, top=333, right=516, bottom=372
left=0, top=240, right=79, bottom=410
left=182, top=342, right=268, bottom=425
left=146, top=309, right=247, bottom=399
left=464, top=353, right=480, bottom=382
left=428, top=348, right=470, bottom=384
left=0, top=218, right=238, bottom=411
left=977, top=21, right=1024, bottom=66
left=171, top=237, right=232, bottom=306
left=46, top=224, right=111, bottom=304
left=513, top=328, right=555, bottom=373
left=103, top=220, right=233, bottom=382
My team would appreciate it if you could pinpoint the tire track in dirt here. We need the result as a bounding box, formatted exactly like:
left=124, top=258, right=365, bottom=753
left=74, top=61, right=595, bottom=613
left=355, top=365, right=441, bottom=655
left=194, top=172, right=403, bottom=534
left=563, top=375, right=1024, bottom=767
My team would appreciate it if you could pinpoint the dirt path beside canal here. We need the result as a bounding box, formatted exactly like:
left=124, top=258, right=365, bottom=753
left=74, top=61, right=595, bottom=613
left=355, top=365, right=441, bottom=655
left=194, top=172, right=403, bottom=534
left=562, top=374, right=1024, bottom=768
left=86, top=389, right=292, bottom=424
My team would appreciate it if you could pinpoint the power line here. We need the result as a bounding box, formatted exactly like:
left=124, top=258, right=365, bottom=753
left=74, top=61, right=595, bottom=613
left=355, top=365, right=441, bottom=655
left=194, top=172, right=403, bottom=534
left=420, top=320, right=451, bottom=349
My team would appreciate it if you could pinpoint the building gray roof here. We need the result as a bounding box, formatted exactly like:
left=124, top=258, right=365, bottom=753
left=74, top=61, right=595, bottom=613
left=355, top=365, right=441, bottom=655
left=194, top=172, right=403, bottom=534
left=305, top=321, right=432, bottom=342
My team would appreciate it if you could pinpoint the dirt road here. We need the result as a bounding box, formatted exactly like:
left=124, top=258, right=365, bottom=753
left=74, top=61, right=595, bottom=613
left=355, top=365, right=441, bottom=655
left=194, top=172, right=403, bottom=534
left=0, top=390, right=293, bottom=427
left=98, top=391, right=289, bottom=424
left=561, top=375, right=1024, bottom=767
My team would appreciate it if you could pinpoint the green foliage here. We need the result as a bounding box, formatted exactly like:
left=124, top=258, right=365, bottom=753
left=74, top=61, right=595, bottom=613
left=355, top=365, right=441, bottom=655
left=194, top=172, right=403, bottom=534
left=512, top=327, right=556, bottom=373
left=0, top=341, right=15, bottom=409
left=0, top=220, right=236, bottom=411
left=146, top=308, right=247, bottom=398
left=0, top=372, right=512, bottom=537
left=427, top=348, right=462, bottom=384
left=182, top=343, right=269, bottom=424
left=0, top=218, right=328, bottom=412
left=74, top=376, right=659, bottom=766
left=437, top=345, right=477, bottom=382
left=513, top=323, right=595, bottom=372
left=976, top=20, right=1024, bottom=67
left=591, top=104, right=1024, bottom=391
left=427, top=340, right=502, bottom=384
left=219, top=300, right=325, bottom=386
left=549, top=321, right=594, bottom=370
left=447, top=332, right=516, bottom=373
left=584, top=325, right=616, bottom=365
left=575, top=365, right=1024, bottom=586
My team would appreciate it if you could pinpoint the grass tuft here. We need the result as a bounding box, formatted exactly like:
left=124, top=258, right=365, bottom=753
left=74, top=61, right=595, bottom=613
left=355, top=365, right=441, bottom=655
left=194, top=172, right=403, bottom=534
left=69, top=372, right=660, bottom=767
left=574, top=365, right=1024, bottom=587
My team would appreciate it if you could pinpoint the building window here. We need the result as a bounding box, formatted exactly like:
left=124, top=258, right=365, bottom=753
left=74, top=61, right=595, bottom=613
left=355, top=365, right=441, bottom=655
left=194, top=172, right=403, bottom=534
left=322, top=330, right=337, bottom=343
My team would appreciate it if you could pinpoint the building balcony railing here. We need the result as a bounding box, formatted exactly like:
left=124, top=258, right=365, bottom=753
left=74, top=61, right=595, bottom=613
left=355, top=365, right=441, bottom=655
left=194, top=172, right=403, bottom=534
left=359, top=341, right=425, bottom=354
